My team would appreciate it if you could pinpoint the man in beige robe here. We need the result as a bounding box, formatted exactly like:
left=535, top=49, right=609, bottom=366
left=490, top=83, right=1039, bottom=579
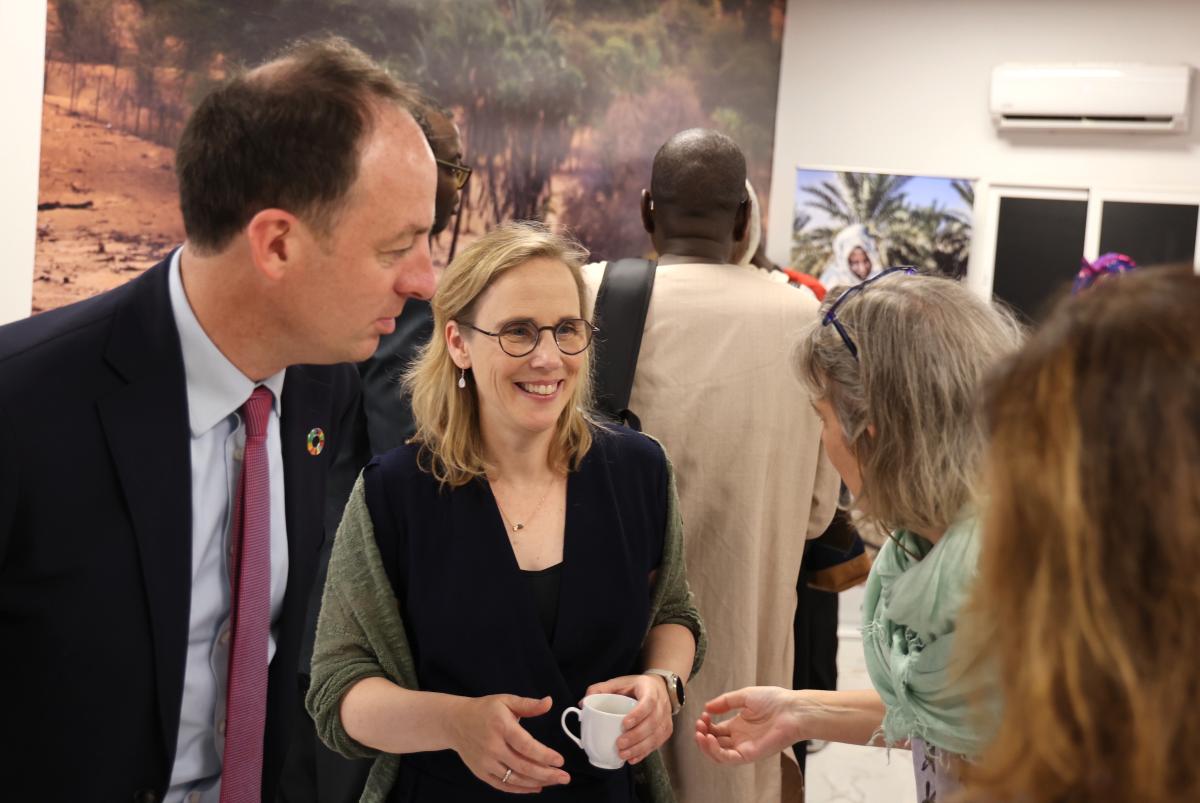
left=583, top=129, right=840, bottom=803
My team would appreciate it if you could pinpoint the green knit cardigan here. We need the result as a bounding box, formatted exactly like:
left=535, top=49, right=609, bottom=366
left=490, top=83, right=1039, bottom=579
left=306, top=456, right=707, bottom=803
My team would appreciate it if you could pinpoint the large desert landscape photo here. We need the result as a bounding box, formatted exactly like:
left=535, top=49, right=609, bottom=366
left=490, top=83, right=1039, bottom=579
left=34, top=0, right=785, bottom=312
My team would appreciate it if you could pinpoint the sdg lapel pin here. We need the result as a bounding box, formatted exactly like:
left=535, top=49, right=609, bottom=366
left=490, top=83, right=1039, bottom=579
left=306, top=427, right=326, bottom=456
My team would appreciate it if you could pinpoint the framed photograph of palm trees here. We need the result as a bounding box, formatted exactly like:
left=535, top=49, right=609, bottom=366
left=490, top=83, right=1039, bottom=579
left=791, top=168, right=976, bottom=285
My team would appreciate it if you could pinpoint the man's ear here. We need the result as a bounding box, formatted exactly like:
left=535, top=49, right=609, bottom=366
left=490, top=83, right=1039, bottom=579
left=445, top=320, right=472, bottom=369
left=732, top=198, right=750, bottom=243
left=246, top=208, right=302, bottom=280
left=640, top=189, right=655, bottom=235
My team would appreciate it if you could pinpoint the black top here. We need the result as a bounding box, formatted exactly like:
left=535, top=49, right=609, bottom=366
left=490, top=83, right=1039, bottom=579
left=522, top=562, right=564, bottom=639
left=364, top=426, right=667, bottom=802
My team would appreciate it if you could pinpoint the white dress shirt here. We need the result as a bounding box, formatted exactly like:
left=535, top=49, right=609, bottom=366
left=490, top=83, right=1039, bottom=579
left=164, top=249, right=290, bottom=803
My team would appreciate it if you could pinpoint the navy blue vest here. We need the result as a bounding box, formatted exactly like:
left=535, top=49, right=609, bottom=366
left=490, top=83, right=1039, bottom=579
left=365, top=425, right=667, bottom=802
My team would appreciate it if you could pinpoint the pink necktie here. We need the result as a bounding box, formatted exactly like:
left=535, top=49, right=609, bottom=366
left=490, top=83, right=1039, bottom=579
left=221, top=386, right=274, bottom=803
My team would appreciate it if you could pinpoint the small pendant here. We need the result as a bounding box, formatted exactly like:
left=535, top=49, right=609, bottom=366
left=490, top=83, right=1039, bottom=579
left=512, top=523, right=524, bottom=532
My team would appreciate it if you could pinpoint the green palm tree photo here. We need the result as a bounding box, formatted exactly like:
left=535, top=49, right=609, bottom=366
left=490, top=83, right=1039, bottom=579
left=791, top=170, right=974, bottom=280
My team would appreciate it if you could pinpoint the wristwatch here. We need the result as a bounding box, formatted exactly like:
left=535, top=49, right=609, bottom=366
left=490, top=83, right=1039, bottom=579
left=645, top=669, right=685, bottom=716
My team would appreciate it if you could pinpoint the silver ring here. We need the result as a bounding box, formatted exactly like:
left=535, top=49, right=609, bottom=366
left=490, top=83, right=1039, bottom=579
left=501, top=768, right=513, bottom=784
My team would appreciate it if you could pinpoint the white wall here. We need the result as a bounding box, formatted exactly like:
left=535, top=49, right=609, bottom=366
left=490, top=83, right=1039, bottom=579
left=767, top=0, right=1200, bottom=292
left=0, top=0, right=47, bottom=324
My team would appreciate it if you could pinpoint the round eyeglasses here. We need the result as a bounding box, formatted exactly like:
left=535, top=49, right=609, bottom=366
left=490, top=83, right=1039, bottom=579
left=461, top=318, right=598, bottom=357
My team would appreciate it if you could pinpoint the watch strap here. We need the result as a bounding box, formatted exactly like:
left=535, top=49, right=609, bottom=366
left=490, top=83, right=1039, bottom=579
left=645, top=668, right=683, bottom=715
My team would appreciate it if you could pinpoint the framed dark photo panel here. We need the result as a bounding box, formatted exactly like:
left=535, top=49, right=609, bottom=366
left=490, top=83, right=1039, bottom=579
left=1086, top=190, right=1200, bottom=274
left=974, top=185, right=1089, bottom=321
left=977, top=185, right=1200, bottom=317
left=1097, top=200, right=1199, bottom=266
left=993, top=194, right=1089, bottom=321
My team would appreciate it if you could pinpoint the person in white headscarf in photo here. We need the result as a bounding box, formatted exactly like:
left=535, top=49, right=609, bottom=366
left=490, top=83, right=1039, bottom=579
left=820, top=223, right=885, bottom=289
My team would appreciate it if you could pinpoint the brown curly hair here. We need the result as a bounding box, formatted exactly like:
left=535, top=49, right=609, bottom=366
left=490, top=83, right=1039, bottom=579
left=960, top=265, right=1200, bottom=803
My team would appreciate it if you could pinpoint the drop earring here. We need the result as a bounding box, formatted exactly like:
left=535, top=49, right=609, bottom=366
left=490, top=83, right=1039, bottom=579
left=458, top=368, right=467, bottom=389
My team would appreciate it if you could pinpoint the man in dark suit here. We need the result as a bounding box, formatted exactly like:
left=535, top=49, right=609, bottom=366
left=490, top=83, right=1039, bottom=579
left=0, top=37, right=436, bottom=803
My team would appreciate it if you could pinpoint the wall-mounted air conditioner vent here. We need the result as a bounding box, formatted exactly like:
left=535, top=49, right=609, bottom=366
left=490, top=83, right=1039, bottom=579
left=990, top=63, right=1192, bottom=133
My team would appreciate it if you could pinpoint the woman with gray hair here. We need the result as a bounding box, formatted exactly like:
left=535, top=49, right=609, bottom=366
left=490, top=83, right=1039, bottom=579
left=694, top=268, right=1022, bottom=801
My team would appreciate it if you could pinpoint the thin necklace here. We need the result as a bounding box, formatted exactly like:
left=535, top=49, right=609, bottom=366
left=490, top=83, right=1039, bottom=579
left=491, top=473, right=558, bottom=533
left=887, top=530, right=923, bottom=562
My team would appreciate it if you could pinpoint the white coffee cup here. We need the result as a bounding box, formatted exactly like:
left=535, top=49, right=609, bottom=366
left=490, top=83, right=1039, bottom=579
left=560, top=693, right=637, bottom=769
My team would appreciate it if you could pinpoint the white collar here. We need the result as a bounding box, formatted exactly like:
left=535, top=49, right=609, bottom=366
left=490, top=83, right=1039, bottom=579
left=167, top=247, right=286, bottom=436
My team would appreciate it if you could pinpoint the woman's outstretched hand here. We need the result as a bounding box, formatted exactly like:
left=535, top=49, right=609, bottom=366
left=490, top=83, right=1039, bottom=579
left=449, top=694, right=571, bottom=794
left=694, top=686, right=804, bottom=765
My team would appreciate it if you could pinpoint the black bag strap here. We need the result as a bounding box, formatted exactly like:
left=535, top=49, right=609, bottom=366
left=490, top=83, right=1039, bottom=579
left=592, top=257, right=657, bottom=430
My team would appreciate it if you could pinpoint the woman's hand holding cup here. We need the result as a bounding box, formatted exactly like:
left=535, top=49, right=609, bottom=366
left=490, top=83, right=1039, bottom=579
left=448, top=693, right=571, bottom=793
left=584, top=674, right=673, bottom=765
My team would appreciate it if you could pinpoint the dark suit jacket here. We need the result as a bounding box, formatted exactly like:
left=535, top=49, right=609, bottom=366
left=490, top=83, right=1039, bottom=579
left=0, top=256, right=362, bottom=803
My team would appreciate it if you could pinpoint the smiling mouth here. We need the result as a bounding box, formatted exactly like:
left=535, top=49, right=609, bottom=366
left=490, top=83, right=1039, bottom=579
left=517, top=381, right=562, bottom=397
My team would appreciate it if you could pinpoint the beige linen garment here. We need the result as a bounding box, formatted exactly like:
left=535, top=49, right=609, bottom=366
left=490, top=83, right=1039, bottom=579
left=583, top=260, right=840, bottom=803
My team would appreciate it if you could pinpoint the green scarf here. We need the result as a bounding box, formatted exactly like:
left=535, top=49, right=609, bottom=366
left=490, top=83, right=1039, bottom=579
left=861, top=512, right=989, bottom=757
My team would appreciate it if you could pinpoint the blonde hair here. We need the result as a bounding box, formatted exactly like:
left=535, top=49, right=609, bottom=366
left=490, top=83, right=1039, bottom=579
left=959, top=266, right=1200, bottom=803
left=405, top=221, right=595, bottom=486
left=794, top=273, right=1023, bottom=534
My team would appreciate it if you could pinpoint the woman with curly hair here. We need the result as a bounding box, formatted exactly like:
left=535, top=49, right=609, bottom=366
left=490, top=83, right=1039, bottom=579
left=960, top=265, right=1200, bottom=803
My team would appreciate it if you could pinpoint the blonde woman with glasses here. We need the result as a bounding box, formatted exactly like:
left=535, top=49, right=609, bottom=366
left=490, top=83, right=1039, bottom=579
left=695, top=268, right=1022, bottom=802
left=307, top=221, right=704, bottom=803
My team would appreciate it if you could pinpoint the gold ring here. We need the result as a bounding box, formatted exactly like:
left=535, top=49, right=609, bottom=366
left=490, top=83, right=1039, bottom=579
left=501, top=768, right=513, bottom=784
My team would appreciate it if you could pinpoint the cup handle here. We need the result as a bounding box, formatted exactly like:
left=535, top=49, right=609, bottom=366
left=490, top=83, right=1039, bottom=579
left=560, top=707, right=583, bottom=749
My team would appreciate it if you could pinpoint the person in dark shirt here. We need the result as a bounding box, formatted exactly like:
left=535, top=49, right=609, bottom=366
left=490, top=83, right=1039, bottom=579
left=360, top=101, right=472, bottom=453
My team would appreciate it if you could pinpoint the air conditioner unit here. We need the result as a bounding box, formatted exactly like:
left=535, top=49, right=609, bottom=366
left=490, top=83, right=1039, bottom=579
left=990, top=63, right=1192, bottom=133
